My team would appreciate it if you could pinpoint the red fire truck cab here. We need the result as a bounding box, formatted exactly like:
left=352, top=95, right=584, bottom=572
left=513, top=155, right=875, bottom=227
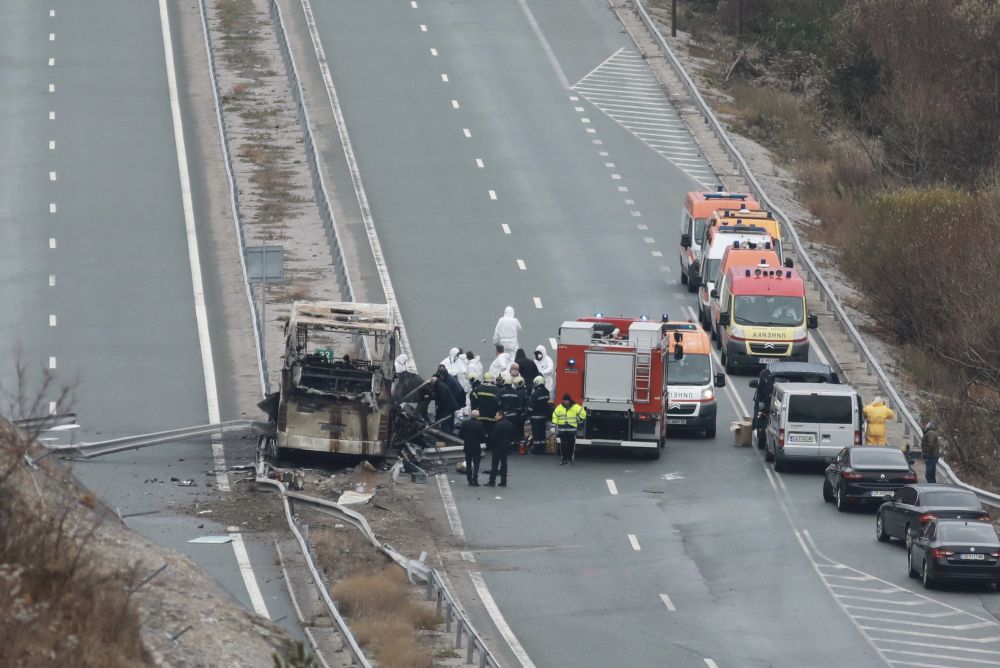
left=556, top=316, right=679, bottom=459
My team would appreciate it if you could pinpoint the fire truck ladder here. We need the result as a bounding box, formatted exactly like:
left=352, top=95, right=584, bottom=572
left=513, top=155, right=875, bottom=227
left=634, top=350, right=652, bottom=403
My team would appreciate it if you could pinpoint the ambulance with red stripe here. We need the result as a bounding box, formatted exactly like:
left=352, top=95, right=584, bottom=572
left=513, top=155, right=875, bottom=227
left=711, top=265, right=819, bottom=374
left=661, top=321, right=725, bottom=438
left=678, top=189, right=758, bottom=293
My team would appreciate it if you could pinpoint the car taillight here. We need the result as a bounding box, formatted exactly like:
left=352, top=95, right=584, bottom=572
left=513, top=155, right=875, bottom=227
left=919, top=513, right=937, bottom=524
left=777, top=428, right=784, bottom=447
left=842, top=469, right=864, bottom=480
left=853, top=430, right=861, bottom=445
left=990, top=552, right=1000, bottom=558
left=902, top=472, right=917, bottom=482
left=977, top=513, right=993, bottom=522
left=930, top=548, right=954, bottom=558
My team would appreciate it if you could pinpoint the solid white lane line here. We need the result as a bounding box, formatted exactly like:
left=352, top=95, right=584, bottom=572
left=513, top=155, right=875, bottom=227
left=49, top=171, right=56, bottom=181
left=228, top=527, right=271, bottom=618
left=704, top=660, right=719, bottom=668
left=488, top=189, right=497, bottom=200
left=475, top=158, right=484, bottom=168
left=436, top=474, right=466, bottom=540
left=548, top=337, right=557, bottom=350
left=810, top=333, right=830, bottom=365
left=463, top=128, right=471, bottom=138
left=517, top=0, right=570, bottom=89
left=48, top=356, right=56, bottom=369
left=516, top=259, right=526, bottom=270
left=470, top=572, right=538, bottom=668
left=606, top=479, right=618, bottom=495
left=627, top=534, right=641, bottom=551
left=441, top=73, right=449, bottom=82
left=451, top=99, right=459, bottom=109
left=501, top=223, right=511, bottom=234
left=660, top=593, right=676, bottom=611
left=49, top=315, right=56, bottom=327
left=48, top=58, right=54, bottom=66
left=158, top=0, right=229, bottom=493
left=49, top=140, right=55, bottom=150
left=533, top=297, right=543, bottom=309
left=49, top=203, right=56, bottom=213
left=49, top=237, right=56, bottom=248
left=48, top=274, right=55, bottom=287
left=430, top=47, right=438, bottom=56
left=420, top=23, right=427, bottom=31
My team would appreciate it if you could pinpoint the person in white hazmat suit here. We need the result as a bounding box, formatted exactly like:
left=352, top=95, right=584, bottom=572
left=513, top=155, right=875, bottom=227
left=441, top=347, right=470, bottom=392
left=488, top=343, right=514, bottom=378
left=465, top=350, right=483, bottom=380
left=534, top=344, right=554, bottom=392
left=492, top=306, right=521, bottom=353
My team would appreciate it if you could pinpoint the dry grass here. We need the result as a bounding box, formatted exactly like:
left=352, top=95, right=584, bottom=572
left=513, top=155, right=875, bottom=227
left=0, top=426, right=150, bottom=668
left=314, top=528, right=440, bottom=668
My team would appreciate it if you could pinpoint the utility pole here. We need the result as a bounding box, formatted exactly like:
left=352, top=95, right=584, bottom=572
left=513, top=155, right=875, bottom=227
left=671, top=0, right=677, bottom=37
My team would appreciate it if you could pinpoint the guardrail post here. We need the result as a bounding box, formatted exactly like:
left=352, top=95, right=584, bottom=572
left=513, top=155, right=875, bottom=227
left=436, top=589, right=443, bottom=618
left=456, top=617, right=464, bottom=649
left=425, top=574, right=434, bottom=601
left=446, top=602, right=453, bottom=633
left=466, top=637, right=476, bottom=664
left=479, top=651, right=488, bottom=668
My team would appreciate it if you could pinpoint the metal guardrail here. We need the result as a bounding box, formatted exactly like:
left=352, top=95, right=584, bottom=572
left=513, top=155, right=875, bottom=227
left=196, top=0, right=269, bottom=395
left=630, top=0, right=1000, bottom=509
left=50, top=420, right=273, bottom=459
left=269, top=483, right=502, bottom=667
left=269, top=0, right=355, bottom=304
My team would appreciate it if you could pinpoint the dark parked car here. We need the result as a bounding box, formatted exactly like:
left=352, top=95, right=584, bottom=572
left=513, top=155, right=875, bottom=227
left=749, top=362, right=839, bottom=449
left=823, top=447, right=916, bottom=511
left=876, top=484, right=991, bottom=548
left=908, top=519, right=1000, bottom=590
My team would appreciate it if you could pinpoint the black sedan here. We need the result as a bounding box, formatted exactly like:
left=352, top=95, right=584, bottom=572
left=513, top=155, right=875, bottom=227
left=908, top=519, right=1000, bottom=590
left=823, top=447, right=916, bottom=511
left=876, top=484, right=991, bottom=548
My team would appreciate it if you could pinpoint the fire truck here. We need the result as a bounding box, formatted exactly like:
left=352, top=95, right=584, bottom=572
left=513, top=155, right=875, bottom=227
left=556, top=315, right=693, bottom=459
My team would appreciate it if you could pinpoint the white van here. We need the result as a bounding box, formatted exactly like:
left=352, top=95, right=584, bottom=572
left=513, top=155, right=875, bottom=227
left=695, top=229, right=772, bottom=328
left=765, top=382, right=862, bottom=471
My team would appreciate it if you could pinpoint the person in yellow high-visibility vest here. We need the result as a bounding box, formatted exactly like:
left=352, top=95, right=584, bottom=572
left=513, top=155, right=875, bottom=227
left=863, top=396, right=895, bottom=446
left=552, top=394, right=587, bottom=464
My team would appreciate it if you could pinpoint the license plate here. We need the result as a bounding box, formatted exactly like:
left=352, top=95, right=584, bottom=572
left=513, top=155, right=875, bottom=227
left=869, top=490, right=893, bottom=497
left=756, top=357, right=780, bottom=364
left=787, top=434, right=815, bottom=443
left=667, top=419, right=688, bottom=425
left=960, top=553, right=986, bottom=560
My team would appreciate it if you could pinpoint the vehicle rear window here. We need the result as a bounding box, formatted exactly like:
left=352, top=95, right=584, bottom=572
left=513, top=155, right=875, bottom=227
left=937, top=523, right=999, bottom=544
left=921, top=492, right=982, bottom=509
left=850, top=448, right=909, bottom=468
left=787, top=395, right=853, bottom=424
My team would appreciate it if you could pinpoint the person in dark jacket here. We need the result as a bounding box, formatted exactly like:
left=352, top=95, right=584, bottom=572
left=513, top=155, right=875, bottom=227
left=921, top=421, right=941, bottom=483
left=511, top=376, right=529, bottom=452
left=430, top=375, right=459, bottom=433
left=459, top=411, right=486, bottom=485
left=470, top=373, right=499, bottom=437
left=498, top=375, right=522, bottom=415
left=527, top=376, right=551, bottom=454
left=514, top=348, right=540, bottom=387
left=487, top=410, right=517, bottom=487
left=436, top=365, right=466, bottom=407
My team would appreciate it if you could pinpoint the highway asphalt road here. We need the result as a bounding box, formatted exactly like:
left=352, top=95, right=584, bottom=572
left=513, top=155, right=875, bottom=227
left=0, top=0, right=298, bottom=634
left=304, top=0, right=1000, bottom=666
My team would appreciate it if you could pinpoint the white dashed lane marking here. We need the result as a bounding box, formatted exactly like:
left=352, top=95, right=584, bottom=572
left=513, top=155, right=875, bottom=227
left=49, top=238, right=56, bottom=248
left=475, top=158, right=484, bottom=168
left=627, top=534, right=641, bottom=551
left=606, top=479, right=618, bottom=495
left=488, top=189, right=497, bottom=200
left=48, top=32, right=55, bottom=41
left=429, top=47, right=438, bottom=56
left=48, top=356, right=56, bottom=369
left=572, top=48, right=715, bottom=185
left=533, top=297, right=543, bottom=309
left=49, top=315, right=56, bottom=327
left=516, top=259, right=526, bottom=271
left=48, top=84, right=55, bottom=92
left=49, top=140, right=55, bottom=150
left=451, top=99, right=460, bottom=109
left=48, top=275, right=56, bottom=287
left=49, top=203, right=56, bottom=214
left=49, top=111, right=55, bottom=120
left=420, top=23, right=427, bottom=31
left=48, top=58, right=54, bottom=66
left=49, top=171, right=56, bottom=181
left=441, top=73, right=449, bottom=82
left=462, top=128, right=471, bottom=138
left=501, top=224, right=511, bottom=234
left=651, top=251, right=663, bottom=257
left=660, top=594, right=676, bottom=611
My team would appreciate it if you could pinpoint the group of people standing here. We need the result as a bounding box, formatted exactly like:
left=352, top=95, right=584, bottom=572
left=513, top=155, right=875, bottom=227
left=395, top=306, right=588, bottom=487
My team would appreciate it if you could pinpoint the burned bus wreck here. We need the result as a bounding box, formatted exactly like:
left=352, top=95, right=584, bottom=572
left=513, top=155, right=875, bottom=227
left=265, top=301, right=400, bottom=459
